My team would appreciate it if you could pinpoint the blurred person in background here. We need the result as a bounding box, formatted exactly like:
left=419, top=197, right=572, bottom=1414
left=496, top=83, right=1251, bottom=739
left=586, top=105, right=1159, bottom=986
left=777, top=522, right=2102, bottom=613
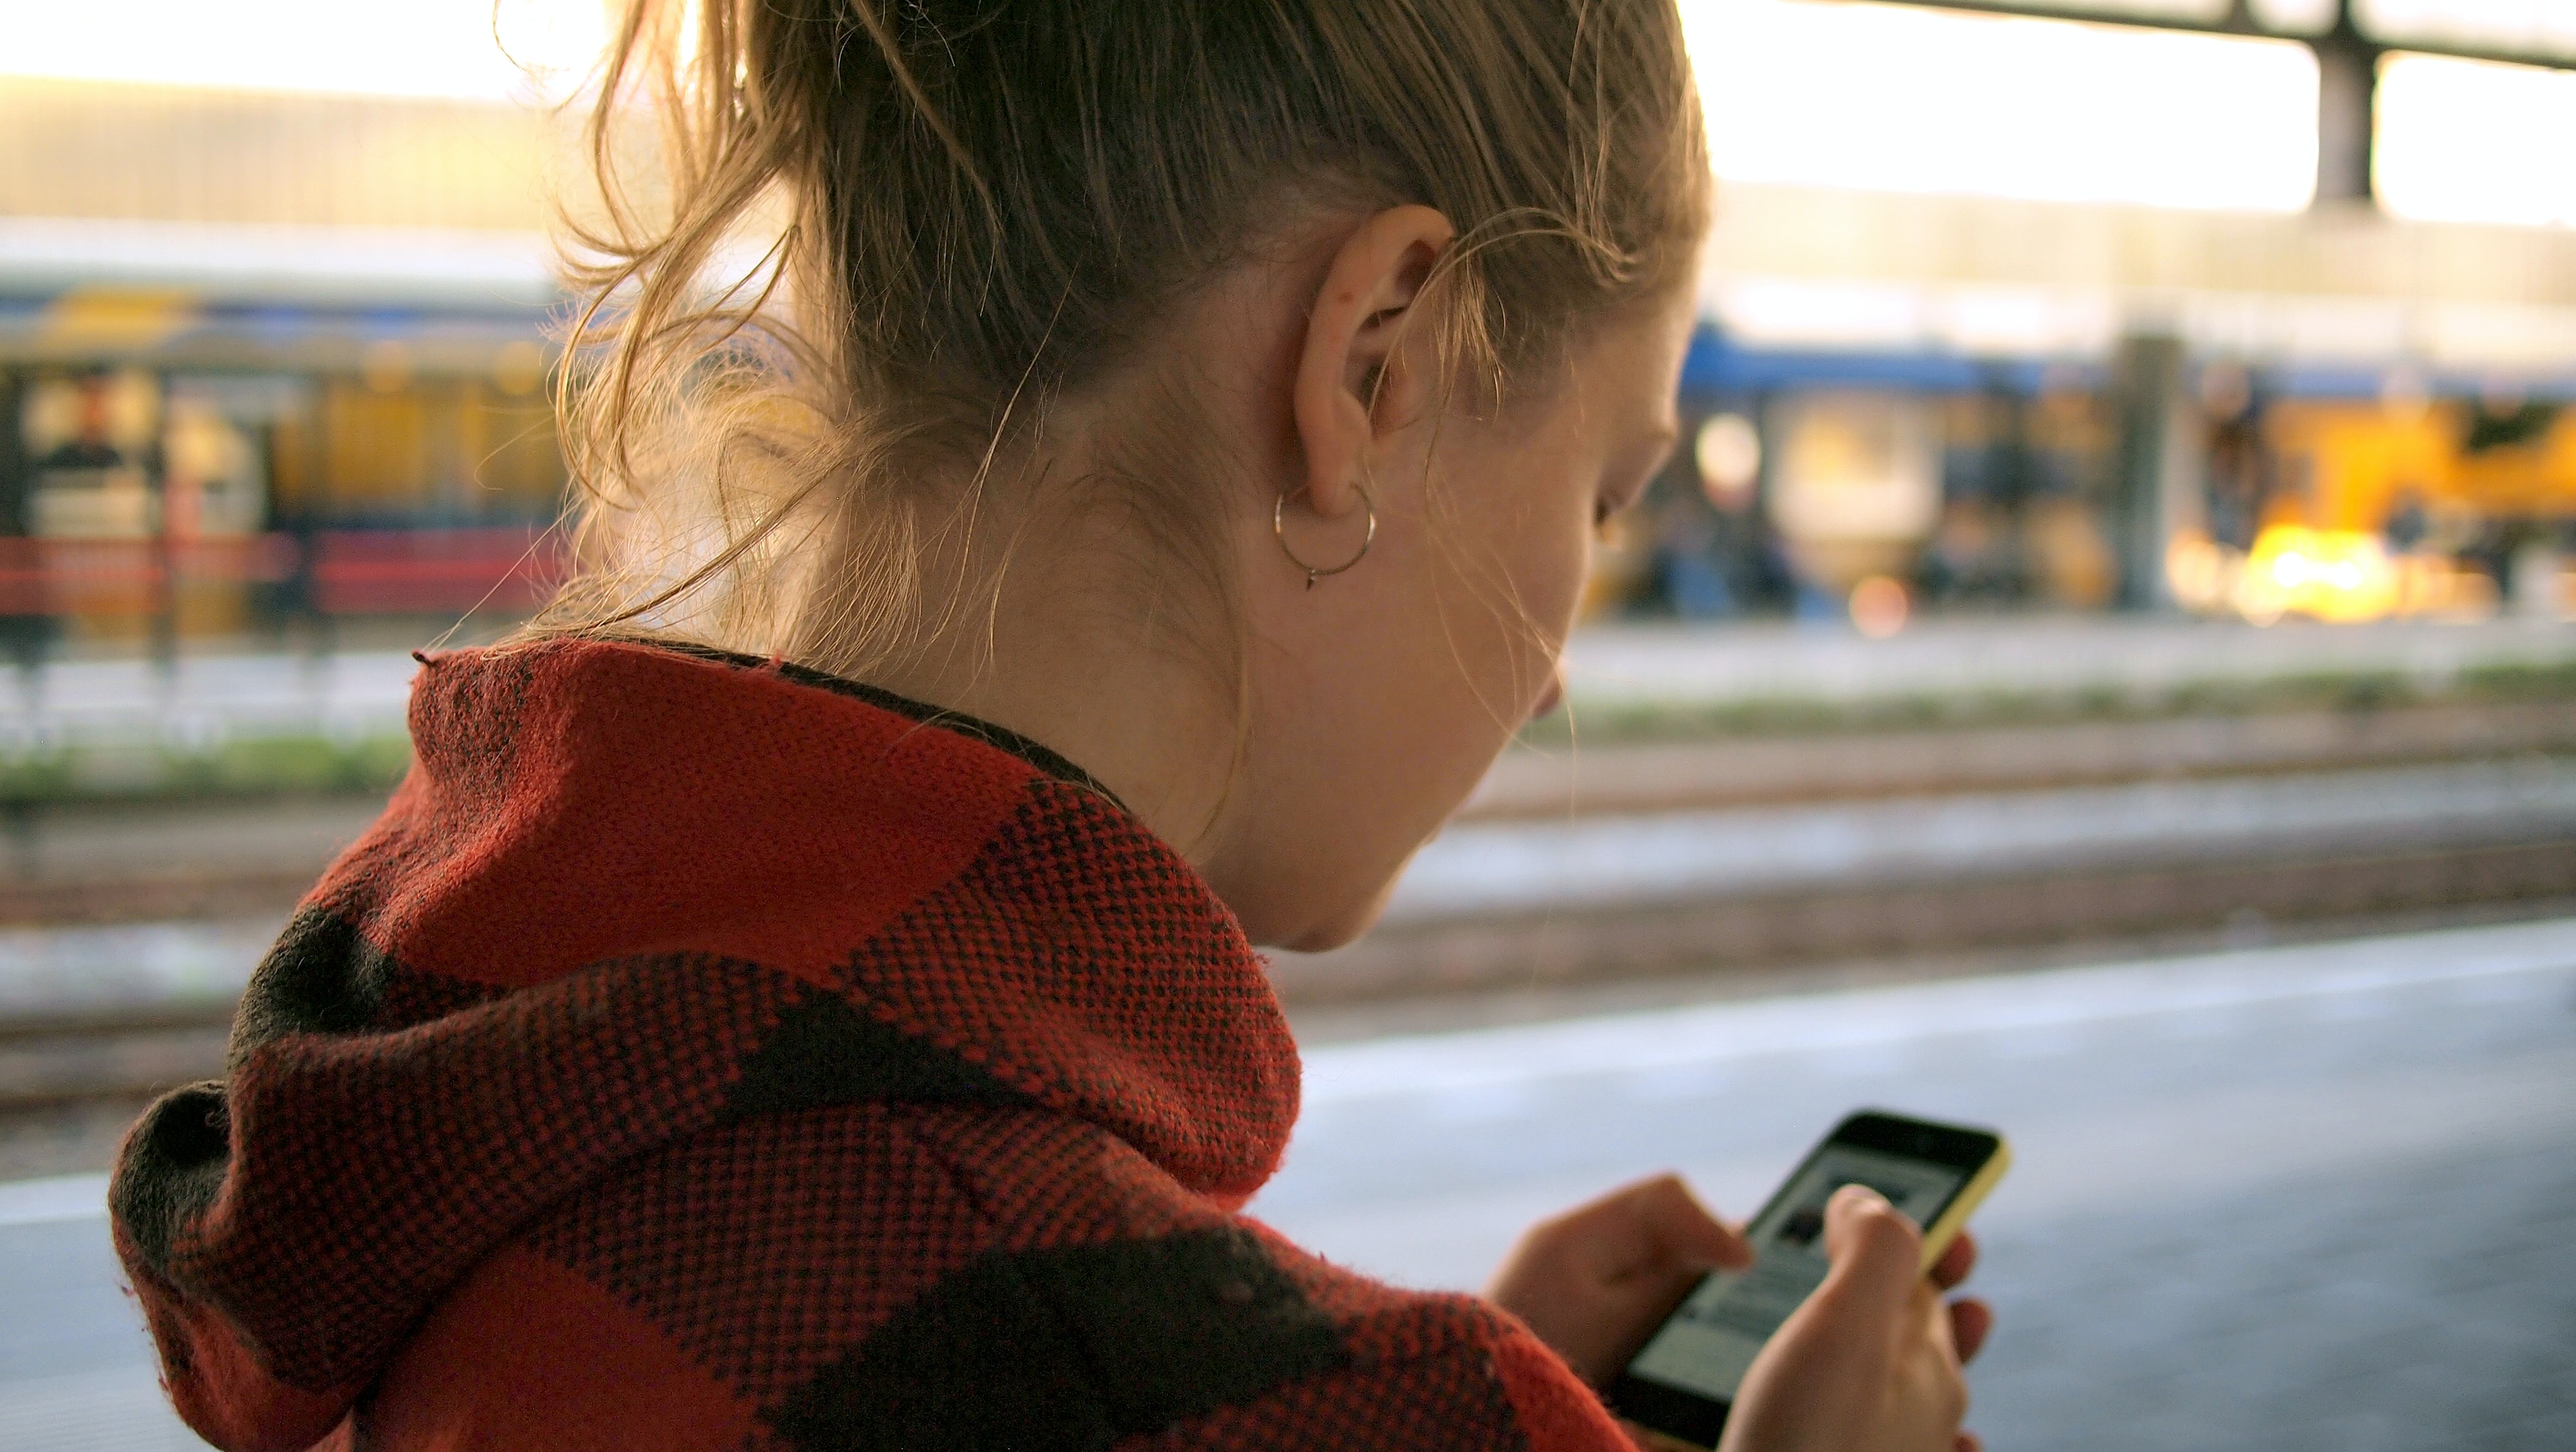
left=37, top=376, right=128, bottom=474
left=1677, top=406, right=1795, bottom=617
left=30, top=374, right=156, bottom=539
left=1647, top=461, right=1738, bottom=620
left=2202, top=364, right=2271, bottom=556
left=2020, top=380, right=2117, bottom=610
left=1921, top=392, right=2029, bottom=609
left=102, top=2, right=1990, bottom=1450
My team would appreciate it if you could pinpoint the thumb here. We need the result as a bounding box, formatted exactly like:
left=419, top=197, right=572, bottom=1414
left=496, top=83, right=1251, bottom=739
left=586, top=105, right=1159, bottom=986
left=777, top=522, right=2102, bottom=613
left=1816, top=1185, right=1923, bottom=1323
left=1624, top=1174, right=1754, bottom=1273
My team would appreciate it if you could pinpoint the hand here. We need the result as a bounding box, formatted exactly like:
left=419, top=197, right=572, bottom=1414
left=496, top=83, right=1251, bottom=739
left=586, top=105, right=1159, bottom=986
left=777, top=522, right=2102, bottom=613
left=1486, top=1174, right=1753, bottom=1385
left=1718, top=1185, right=1994, bottom=1452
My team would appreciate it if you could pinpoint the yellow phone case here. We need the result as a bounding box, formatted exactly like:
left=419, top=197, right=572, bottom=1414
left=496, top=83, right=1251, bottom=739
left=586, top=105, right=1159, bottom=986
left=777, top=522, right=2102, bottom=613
left=1627, top=1134, right=2012, bottom=1452
left=1915, top=1134, right=2012, bottom=1274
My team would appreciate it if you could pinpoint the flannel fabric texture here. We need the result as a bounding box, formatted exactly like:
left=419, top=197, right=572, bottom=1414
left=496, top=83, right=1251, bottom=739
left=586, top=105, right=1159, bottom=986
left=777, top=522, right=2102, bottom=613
left=109, top=639, right=1629, bottom=1451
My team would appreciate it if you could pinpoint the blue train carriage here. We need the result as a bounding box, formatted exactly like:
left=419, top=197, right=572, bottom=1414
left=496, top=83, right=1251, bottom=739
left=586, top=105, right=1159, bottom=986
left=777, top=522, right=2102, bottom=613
left=1607, top=305, right=2576, bottom=630
left=1595, top=318, right=2117, bottom=631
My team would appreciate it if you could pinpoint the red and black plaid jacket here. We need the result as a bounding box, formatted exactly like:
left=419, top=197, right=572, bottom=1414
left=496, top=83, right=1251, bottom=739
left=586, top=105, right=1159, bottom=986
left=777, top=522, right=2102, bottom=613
left=109, top=638, right=1630, bottom=1451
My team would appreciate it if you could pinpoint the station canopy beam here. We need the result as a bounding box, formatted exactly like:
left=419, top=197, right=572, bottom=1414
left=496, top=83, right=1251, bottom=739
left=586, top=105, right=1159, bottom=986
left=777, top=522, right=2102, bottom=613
left=1861, top=0, right=2576, bottom=208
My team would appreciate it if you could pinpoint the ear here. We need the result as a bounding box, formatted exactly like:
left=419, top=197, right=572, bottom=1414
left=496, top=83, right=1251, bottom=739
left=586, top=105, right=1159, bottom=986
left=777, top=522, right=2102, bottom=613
left=1292, top=205, right=1457, bottom=520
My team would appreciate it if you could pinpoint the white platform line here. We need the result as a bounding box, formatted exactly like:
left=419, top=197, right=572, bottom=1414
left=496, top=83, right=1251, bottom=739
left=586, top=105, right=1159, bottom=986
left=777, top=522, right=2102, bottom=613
left=0, top=1173, right=109, bottom=1227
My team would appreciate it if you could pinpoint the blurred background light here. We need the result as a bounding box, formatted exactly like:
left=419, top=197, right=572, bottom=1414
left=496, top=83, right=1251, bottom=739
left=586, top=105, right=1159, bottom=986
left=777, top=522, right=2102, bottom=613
left=2359, top=0, right=2576, bottom=62
left=0, top=0, right=607, bottom=102
left=2248, top=0, right=2340, bottom=32
left=1694, top=413, right=1764, bottom=511
left=1846, top=573, right=1912, bottom=636
left=1679, top=0, right=2320, bottom=211
left=2376, top=52, right=2576, bottom=227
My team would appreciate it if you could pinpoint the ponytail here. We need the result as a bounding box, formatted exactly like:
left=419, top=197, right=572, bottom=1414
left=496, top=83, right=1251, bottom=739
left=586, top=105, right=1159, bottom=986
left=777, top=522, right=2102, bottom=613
left=536, top=0, right=1707, bottom=676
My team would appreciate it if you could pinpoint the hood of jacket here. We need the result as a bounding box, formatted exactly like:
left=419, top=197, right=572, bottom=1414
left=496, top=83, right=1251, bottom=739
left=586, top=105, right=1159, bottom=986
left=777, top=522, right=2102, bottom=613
left=108, top=638, right=1300, bottom=1451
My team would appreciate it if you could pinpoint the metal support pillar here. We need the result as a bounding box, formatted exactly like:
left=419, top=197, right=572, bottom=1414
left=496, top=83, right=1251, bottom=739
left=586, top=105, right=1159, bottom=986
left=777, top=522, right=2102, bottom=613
left=2311, top=1, right=2384, bottom=208
left=2112, top=334, right=2193, bottom=611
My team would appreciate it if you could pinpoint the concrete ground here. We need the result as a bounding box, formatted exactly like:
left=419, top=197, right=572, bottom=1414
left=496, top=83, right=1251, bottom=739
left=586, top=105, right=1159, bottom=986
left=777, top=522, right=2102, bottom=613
left=3, top=915, right=2571, bottom=1449
left=1260, top=915, right=2576, bottom=1451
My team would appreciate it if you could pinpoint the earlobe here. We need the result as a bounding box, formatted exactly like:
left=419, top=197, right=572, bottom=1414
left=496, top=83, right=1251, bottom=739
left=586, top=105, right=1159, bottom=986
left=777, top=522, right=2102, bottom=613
left=1289, top=205, right=1455, bottom=521
left=1272, top=481, right=1378, bottom=590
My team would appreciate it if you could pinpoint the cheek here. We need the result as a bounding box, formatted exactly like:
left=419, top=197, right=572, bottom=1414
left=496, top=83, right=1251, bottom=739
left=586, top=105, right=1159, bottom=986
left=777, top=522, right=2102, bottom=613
left=1542, top=508, right=1596, bottom=631
left=1245, top=467, right=1587, bottom=949
left=1501, top=475, right=1596, bottom=654
left=1419, top=470, right=1591, bottom=735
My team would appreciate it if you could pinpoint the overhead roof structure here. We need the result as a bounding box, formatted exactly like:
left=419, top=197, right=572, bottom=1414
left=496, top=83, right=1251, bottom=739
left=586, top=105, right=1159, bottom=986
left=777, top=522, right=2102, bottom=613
left=1862, top=0, right=2576, bottom=205
left=7, top=6, right=2576, bottom=385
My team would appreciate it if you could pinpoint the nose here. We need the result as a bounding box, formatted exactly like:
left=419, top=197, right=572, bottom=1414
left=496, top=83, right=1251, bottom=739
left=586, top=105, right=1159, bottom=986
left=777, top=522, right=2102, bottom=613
left=1529, top=673, right=1565, bottom=722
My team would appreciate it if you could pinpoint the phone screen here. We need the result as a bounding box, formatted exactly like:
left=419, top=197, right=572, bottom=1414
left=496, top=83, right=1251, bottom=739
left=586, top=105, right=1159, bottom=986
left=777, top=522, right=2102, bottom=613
left=1624, top=1140, right=1973, bottom=1407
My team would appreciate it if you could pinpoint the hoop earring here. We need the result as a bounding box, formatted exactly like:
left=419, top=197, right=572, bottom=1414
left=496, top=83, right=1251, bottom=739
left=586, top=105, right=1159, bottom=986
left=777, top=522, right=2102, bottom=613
left=1273, top=482, right=1378, bottom=590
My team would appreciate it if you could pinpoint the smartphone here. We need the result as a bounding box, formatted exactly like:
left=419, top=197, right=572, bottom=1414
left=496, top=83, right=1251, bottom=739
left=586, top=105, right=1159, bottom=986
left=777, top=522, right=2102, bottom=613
left=1606, top=1109, right=2011, bottom=1452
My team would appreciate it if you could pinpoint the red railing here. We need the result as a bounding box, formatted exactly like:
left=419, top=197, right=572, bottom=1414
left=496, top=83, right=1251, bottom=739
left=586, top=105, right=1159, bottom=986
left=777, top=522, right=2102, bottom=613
left=309, top=528, right=564, bottom=615
left=0, top=528, right=564, bottom=618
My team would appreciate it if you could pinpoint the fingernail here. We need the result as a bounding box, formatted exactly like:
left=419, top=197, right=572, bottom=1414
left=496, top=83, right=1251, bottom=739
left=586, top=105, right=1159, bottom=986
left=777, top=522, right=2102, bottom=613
left=1831, top=1183, right=1889, bottom=1211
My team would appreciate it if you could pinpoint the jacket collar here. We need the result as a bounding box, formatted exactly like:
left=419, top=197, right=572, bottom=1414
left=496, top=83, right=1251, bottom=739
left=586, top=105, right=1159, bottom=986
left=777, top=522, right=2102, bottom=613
left=368, top=636, right=1301, bottom=1192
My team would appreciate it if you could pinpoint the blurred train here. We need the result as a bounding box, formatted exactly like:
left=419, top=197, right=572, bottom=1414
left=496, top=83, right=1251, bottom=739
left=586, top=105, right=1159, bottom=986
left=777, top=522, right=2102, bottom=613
left=0, top=224, right=567, bottom=658
left=6, top=224, right=2575, bottom=656
left=1606, top=333, right=2576, bottom=632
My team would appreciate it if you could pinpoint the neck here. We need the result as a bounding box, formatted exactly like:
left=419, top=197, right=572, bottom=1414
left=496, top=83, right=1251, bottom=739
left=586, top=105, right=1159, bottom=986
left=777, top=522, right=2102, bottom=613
left=793, top=265, right=1309, bottom=919
left=850, top=459, right=1251, bottom=879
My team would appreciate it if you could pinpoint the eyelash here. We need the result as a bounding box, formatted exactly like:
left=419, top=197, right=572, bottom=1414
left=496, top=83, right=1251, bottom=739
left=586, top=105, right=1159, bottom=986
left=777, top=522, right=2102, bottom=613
left=1595, top=488, right=1635, bottom=533
left=1595, top=454, right=1664, bottom=533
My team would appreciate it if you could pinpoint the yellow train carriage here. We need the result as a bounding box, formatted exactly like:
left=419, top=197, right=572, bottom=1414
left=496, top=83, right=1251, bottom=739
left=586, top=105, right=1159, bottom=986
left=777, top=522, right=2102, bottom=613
left=2179, top=396, right=2576, bottom=623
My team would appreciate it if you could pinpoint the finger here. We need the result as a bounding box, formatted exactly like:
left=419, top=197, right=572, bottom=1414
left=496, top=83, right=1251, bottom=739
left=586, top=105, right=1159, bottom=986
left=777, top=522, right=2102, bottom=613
left=1930, top=1228, right=1978, bottom=1290
left=1622, top=1173, right=1754, bottom=1272
left=1819, top=1185, right=1922, bottom=1321
left=1949, top=1296, right=1993, bottom=1362
left=1911, top=1274, right=1957, bottom=1363
left=1545, top=1174, right=1750, bottom=1280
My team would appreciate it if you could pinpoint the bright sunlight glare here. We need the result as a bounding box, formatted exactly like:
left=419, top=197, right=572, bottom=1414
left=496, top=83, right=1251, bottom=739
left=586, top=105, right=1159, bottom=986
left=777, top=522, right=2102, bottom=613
left=2376, top=52, right=2576, bottom=227
left=0, top=0, right=609, bottom=102
left=9, top=0, right=2570, bottom=233
left=1679, top=0, right=2321, bottom=212
left=2359, top=0, right=2576, bottom=62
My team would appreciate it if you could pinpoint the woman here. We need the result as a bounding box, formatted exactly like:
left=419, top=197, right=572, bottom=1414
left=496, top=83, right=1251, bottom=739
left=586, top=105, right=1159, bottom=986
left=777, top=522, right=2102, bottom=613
left=111, top=2, right=1988, bottom=1447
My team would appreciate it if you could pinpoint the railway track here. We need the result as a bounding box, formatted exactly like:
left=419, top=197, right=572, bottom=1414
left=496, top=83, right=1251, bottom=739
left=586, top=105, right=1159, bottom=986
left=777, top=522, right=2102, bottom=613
left=0, top=1003, right=230, bottom=1180
left=13, top=836, right=2574, bottom=1180
left=10, top=698, right=2572, bottom=925
left=1273, top=836, right=2576, bottom=1001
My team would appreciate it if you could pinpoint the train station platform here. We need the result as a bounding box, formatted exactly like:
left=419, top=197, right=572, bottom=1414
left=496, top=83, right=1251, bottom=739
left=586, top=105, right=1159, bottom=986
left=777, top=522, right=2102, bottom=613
left=6, top=914, right=2571, bottom=1451
left=7, top=615, right=2574, bottom=763
left=1265, top=913, right=2576, bottom=1452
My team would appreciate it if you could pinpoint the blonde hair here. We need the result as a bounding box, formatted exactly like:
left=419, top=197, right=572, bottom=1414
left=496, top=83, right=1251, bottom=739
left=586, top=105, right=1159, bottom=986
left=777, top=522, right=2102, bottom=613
left=536, top=0, right=1709, bottom=680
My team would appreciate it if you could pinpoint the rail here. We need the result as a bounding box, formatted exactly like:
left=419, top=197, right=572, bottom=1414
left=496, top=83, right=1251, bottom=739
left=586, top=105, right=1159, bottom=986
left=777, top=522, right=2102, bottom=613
left=0, top=527, right=562, bottom=620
